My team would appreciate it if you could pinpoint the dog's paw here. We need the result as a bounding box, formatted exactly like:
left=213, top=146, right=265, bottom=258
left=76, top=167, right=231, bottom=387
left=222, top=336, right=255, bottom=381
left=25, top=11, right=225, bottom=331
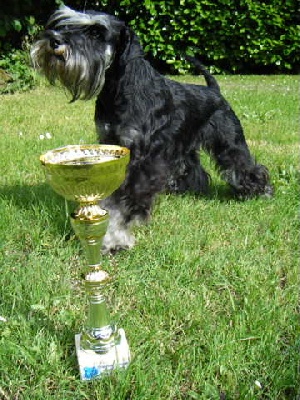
left=102, top=230, right=135, bottom=254
left=102, top=243, right=133, bottom=255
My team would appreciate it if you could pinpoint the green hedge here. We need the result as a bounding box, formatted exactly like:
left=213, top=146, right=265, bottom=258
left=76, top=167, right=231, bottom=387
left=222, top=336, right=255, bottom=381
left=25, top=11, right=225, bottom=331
left=0, top=0, right=299, bottom=76
left=115, top=0, right=299, bottom=73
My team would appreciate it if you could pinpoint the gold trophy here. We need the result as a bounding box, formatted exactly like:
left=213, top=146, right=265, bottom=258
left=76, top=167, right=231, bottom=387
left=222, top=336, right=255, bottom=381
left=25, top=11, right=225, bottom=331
left=40, top=144, right=131, bottom=380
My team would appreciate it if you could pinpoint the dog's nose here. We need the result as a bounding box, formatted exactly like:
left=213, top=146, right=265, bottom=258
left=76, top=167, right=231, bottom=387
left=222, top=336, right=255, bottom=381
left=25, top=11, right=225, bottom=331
left=44, top=30, right=62, bottom=49
left=50, top=37, right=61, bottom=50
left=46, top=32, right=67, bottom=57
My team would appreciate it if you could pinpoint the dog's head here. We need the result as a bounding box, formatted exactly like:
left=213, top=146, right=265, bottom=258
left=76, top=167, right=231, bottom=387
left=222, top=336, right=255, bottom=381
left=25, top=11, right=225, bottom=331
left=31, top=6, right=130, bottom=101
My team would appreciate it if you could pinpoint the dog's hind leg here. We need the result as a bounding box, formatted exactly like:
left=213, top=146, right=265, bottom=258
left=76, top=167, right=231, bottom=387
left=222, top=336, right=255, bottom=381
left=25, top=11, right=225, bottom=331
left=203, top=110, right=273, bottom=198
left=167, top=151, right=210, bottom=194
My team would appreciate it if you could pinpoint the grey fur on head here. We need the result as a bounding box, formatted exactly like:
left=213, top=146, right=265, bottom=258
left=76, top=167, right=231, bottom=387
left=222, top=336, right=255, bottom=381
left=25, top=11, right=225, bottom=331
left=31, top=6, right=118, bottom=100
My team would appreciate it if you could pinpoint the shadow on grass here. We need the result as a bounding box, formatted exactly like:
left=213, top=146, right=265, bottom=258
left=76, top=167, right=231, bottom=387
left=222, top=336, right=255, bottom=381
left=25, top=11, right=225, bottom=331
left=0, top=182, right=73, bottom=236
left=167, top=182, right=239, bottom=203
left=1, top=182, right=60, bottom=206
left=204, top=182, right=237, bottom=202
left=1, top=180, right=241, bottom=218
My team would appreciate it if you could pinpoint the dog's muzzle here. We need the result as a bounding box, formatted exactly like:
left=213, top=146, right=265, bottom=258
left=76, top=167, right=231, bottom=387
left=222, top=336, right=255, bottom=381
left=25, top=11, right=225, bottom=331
left=31, top=18, right=115, bottom=101
left=43, top=30, right=68, bottom=58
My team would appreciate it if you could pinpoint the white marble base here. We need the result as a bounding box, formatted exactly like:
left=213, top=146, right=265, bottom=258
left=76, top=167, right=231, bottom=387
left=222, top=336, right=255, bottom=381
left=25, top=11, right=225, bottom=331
left=75, top=328, right=130, bottom=380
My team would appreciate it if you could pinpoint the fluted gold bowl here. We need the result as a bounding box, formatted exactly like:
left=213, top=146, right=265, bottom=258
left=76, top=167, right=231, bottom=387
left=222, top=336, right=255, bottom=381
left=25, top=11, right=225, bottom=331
left=40, top=144, right=130, bottom=203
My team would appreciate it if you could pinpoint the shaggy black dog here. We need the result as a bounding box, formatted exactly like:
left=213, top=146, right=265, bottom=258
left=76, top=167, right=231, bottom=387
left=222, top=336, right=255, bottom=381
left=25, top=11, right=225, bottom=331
left=31, top=6, right=273, bottom=252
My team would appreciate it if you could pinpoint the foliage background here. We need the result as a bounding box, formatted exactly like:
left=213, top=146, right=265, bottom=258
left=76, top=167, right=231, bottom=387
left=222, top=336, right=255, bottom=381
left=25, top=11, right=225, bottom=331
left=0, top=0, right=299, bottom=84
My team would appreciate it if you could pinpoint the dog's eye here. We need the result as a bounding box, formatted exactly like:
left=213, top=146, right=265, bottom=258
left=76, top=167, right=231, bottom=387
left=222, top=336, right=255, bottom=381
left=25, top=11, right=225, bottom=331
left=89, top=27, right=98, bottom=37
left=88, top=25, right=107, bottom=40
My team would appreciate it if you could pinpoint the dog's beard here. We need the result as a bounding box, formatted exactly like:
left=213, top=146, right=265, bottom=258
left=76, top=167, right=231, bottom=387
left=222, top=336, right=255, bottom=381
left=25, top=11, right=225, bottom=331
left=31, top=39, right=113, bottom=101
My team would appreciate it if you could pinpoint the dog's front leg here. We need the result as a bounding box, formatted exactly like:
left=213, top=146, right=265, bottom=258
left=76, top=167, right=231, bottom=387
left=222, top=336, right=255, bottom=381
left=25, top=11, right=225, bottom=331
left=101, top=189, right=136, bottom=254
left=101, top=150, right=168, bottom=253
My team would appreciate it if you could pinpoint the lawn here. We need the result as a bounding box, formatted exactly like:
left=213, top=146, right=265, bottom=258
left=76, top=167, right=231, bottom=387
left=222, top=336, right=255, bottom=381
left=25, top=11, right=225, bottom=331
left=0, top=75, right=299, bottom=399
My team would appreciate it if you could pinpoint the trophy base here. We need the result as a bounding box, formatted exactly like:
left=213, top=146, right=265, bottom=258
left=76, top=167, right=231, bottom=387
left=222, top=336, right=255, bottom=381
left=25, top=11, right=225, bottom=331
left=75, top=329, right=130, bottom=380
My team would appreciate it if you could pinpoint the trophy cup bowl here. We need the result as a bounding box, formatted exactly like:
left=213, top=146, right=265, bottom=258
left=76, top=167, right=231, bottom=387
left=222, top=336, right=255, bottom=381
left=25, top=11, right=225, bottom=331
left=40, top=144, right=130, bottom=203
left=40, top=144, right=131, bottom=380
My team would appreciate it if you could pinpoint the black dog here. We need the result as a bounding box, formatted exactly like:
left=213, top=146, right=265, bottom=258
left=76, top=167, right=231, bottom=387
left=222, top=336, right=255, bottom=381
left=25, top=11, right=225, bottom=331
left=31, top=6, right=273, bottom=252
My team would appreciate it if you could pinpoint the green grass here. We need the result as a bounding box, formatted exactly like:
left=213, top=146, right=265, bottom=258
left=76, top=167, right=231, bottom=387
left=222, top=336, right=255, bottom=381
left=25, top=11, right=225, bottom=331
left=0, top=75, right=299, bottom=399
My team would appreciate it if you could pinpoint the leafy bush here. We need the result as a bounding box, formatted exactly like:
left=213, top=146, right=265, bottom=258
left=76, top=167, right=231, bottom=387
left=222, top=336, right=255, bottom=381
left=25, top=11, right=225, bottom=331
left=0, top=5, right=42, bottom=94
left=0, top=12, right=41, bottom=52
left=0, top=46, right=36, bottom=94
left=115, top=0, right=299, bottom=74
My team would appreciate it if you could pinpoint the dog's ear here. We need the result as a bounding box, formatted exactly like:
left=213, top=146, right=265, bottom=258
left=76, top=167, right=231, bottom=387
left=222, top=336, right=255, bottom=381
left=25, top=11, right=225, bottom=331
left=118, top=27, right=143, bottom=64
left=118, top=26, right=130, bottom=52
left=87, top=23, right=109, bottom=40
left=89, top=16, right=126, bottom=43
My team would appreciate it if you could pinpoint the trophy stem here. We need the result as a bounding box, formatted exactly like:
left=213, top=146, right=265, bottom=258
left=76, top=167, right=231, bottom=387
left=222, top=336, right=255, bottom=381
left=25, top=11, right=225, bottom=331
left=70, top=203, right=109, bottom=268
left=70, top=202, right=130, bottom=379
left=81, top=270, right=119, bottom=353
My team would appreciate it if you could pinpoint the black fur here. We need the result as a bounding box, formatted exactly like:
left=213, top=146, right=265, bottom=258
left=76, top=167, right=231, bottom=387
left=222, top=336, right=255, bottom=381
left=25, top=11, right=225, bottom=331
left=31, top=6, right=273, bottom=252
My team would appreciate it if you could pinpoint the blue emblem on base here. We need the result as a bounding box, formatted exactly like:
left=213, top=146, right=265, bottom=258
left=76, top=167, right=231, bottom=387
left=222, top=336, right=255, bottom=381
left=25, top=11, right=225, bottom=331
left=84, top=366, right=100, bottom=380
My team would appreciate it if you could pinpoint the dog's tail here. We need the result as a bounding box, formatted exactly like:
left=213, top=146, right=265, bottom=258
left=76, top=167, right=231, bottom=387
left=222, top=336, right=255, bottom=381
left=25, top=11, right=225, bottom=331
left=186, top=56, right=220, bottom=92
